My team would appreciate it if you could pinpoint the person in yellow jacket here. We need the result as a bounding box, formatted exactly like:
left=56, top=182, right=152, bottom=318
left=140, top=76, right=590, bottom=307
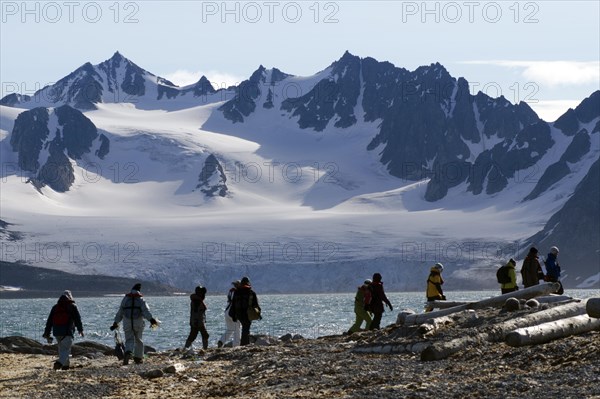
left=425, top=263, right=446, bottom=312
left=500, top=259, right=519, bottom=294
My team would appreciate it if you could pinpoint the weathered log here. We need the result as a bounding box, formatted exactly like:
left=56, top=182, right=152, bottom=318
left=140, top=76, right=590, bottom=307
left=536, top=295, right=574, bottom=304
left=505, top=314, right=600, bottom=347
left=425, top=301, right=472, bottom=309
left=468, top=282, right=560, bottom=310
left=421, top=299, right=588, bottom=361
left=402, top=304, right=471, bottom=326
left=586, top=298, right=600, bottom=318
left=403, top=283, right=560, bottom=326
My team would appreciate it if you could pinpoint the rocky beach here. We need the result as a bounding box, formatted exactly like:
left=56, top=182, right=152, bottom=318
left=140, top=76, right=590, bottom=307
left=1, top=296, right=599, bottom=399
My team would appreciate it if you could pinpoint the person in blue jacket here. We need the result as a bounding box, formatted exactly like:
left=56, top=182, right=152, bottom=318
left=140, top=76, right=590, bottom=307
left=544, top=246, right=564, bottom=295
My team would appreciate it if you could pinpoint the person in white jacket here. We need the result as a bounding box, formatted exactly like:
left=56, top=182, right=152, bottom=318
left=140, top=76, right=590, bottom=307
left=110, top=283, right=158, bottom=365
left=217, top=280, right=241, bottom=348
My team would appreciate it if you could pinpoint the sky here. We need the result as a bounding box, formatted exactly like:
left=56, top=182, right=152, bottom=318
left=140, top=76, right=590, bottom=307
left=1, top=0, right=599, bottom=121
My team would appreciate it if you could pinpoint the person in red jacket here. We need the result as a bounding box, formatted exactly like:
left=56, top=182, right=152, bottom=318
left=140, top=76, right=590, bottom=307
left=369, top=273, right=393, bottom=330
left=43, top=290, right=84, bottom=370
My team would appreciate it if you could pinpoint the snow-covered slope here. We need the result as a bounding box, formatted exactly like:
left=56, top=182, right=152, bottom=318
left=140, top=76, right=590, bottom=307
left=1, top=52, right=598, bottom=291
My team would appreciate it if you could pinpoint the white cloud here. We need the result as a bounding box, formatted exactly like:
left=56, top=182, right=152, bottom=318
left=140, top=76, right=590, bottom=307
left=527, top=99, right=580, bottom=122
left=161, top=69, right=245, bottom=89
left=461, top=60, right=600, bottom=87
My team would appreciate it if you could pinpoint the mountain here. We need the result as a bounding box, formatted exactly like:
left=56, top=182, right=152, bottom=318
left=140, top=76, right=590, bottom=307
left=1, top=51, right=598, bottom=291
left=0, top=52, right=226, bottom=110
left=524, top=158, right=600, bottom=288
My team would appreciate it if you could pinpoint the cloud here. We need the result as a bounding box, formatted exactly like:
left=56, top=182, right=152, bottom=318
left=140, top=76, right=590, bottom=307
left=162, top=69, right=245, bottom=89
left=527, top=100, right=581, bottom=122
left=461, top=60, right=600, bottom=87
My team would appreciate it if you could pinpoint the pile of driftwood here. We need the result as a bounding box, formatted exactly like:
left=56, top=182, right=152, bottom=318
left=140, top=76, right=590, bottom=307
left=353, top=283, right=600, bottom=361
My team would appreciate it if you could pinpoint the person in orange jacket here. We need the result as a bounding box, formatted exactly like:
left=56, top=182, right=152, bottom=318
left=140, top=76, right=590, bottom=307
left=425, top=263, right=446, bottom=312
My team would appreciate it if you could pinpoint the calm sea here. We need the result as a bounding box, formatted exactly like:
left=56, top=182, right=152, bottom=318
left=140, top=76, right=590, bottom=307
left=1, top=290, right=598, bottom=351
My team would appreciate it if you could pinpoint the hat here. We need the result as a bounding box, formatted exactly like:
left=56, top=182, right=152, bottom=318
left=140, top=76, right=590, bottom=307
left=132, top=283, right=142, bottom=291
left=232, top=280, right=241, bottom=286
left=434, top=262, right=444, bottom=271
left=509, top=258, right=516, bottom=265
left=550, top=246, right=559, bottom=255
left=364, top=279, right=372, bottom=285
left=195, top=286, right=206, bottom=295
left=62, top=290, right=73, bottom=301
left=240, top=276, right=250, bottom=285
left=372, top=273, right=382, bottom=282
left=529, top=247, right=538, bottom=254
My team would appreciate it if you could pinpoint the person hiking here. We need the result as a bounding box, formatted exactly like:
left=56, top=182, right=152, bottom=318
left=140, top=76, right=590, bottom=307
left=184, top=286, right=210, bottom=350
left=218, top=280, right=241, bottom=348
left=369, top=273, right=393, bottom=330
left=110, top=283, right=158, bottom=365
left=521, top=247, right=544, bottom=288
left=43, top=290, right=84, bottom=370
left=229, top=276, right=261, bottom=346
left=347, top=279, right=373, bottom=334
left=499, top=259, right=518, bottom=294
left=425, top=263, right=446, bottom=312
left=544, top=246, right=564, bottom=295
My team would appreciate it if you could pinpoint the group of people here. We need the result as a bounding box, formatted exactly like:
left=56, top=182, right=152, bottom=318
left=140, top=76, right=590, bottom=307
left=347, top=272, right=393, bottom=333
left=42, top=278, right=261, bottom=369
left=498, top=246, right=563, bottom=295
left=42, top=246, right=563, bottom=369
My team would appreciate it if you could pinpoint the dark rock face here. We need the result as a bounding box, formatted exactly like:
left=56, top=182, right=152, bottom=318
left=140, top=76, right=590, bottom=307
left=553, top=91, right=600, bottom=135
left=220, top=66, right=290, bottom=123
left=10, top=107, right=50, bottom=172
left=281, top=51, right=361, bottom=130
left=9, top=105, right=108, bottom=192
left=191, top=76, right=217, bottom=97
left=197, top=154, right=228, bottom=197
left=0, top=93, right=31, bottom=106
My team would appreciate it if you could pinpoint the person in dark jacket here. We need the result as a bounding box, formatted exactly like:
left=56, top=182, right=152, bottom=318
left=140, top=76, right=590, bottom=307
left=110, top=283, right=158, bottom=365
left=521, top=247, right=543, bottom=288
left=229, top=276, right=260, bottom=346
left=425, top=263, right=446, bottom=312
left=43, top=290, right=84, bottom=370
left=544, top=246, right=564, bottom=295
left=184, top=286, right=209, bottom=350
left=369, top=273, right=393, bottom=330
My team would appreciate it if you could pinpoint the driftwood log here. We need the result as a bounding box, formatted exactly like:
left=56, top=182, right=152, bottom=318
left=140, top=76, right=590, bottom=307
left=420, top=299, right=588, bottom=361
left=586, top=297, right=600, bottom=318
left=505, top=314, right=600, bottom=347
left=425, top=301, right=471, bottom=310
left=403, top=283, right=560, bottom=327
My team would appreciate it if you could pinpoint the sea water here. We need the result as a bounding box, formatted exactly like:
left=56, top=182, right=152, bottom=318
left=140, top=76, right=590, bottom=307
left=1, top=290, right=598, bottom=351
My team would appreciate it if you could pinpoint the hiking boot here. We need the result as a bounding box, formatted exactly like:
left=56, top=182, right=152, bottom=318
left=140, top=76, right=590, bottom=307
left=61, top=365, right=69, bottom=370
left=53, top=361, right=62, bottom=370
left=217, top=341, right=223, bottom=348
left=123, top=351, right=131, bottom=365
left=133, top=357, right=143, bottom=364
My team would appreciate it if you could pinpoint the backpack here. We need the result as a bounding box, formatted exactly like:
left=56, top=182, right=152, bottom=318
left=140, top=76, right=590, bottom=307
left=496, top=266, right=511, bottom=284
left=52, top=304, right=70, bottom=326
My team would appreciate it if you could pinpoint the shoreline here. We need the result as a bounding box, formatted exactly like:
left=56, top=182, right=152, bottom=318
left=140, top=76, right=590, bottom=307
left=1, top=328, right=598, bottom=399
left=2, top=296, right=599, bottom=399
